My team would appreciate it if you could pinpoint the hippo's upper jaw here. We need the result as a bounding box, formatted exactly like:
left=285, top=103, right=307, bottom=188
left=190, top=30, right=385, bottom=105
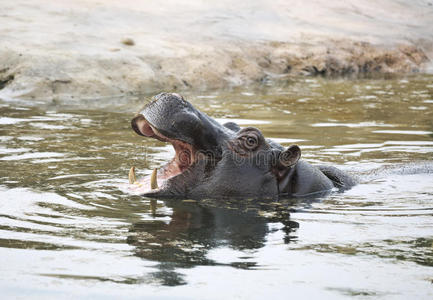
left=129, top=93, right=355, bottom=200
left=129, top=93, right=232, bottom=197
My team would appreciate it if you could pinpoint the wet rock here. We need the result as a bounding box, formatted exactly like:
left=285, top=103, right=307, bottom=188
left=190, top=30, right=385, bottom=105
left=0, top=0, right=432, bottom=102
left=0, top=70, right=14, bottom=90
left=121, top=38, right=135, bottom=46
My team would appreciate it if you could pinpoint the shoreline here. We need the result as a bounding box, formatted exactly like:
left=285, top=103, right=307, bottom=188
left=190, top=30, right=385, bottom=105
left=1, top=0, right=432, bottom=102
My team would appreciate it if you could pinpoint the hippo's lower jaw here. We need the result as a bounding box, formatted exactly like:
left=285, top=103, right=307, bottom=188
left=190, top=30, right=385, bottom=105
left=129, top=116, right=199, bottom=196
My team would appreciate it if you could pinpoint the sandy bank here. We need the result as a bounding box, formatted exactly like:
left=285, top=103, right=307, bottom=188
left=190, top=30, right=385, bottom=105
left=1, top=0, right=432, bottom=102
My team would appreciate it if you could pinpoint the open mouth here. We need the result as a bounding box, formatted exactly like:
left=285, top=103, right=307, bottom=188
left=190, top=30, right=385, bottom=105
left=128, top=115, right=197, bottom=194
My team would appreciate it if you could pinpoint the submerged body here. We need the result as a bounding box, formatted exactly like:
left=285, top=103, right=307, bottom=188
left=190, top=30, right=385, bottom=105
left=130, top=93, right=356, bottom=200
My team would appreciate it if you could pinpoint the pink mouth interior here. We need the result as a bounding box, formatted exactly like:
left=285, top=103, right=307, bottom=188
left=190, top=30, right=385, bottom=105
left=129, top=116, right=196, bottom=194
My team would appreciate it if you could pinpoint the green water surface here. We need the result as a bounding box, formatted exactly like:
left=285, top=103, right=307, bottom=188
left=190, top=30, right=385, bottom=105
left=1, top=75, right=433, bottom=299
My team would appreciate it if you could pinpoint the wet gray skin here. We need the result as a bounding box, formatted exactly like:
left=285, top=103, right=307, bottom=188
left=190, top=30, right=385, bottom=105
left=131, top=93, right=356, bottom=199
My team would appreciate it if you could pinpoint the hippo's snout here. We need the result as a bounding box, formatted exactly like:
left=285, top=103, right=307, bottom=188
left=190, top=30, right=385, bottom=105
left=129, top=93, right=232, bottom=196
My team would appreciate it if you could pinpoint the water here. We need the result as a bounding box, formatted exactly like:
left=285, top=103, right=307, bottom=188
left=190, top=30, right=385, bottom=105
left=1, top=75, right=433, bottom=299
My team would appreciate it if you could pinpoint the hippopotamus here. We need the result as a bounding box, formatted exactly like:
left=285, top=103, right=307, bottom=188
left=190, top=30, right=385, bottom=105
left=129, top=93, right=356, bottom=200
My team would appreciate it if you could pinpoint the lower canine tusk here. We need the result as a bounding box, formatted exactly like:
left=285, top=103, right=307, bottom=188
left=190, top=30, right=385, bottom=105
left=129, top=166, right=137, bottom=184
left=151, top=168, right=158, bottom=190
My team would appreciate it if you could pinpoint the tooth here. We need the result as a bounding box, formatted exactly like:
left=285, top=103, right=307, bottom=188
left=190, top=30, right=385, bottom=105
left=150, top=168, right=158, bottom=189
left=129, top=166, right=137, bottom=184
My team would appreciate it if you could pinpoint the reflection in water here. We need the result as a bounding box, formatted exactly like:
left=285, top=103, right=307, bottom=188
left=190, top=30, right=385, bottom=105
left=0, top=75, right=433, bottom=298
left=127, top=198, right=300, bottom=286
left=128, top=201, right=267, bottom=285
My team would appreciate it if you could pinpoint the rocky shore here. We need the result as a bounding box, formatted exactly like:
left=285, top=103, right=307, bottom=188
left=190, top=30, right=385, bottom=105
left=1, top=0, right=432, bottom=102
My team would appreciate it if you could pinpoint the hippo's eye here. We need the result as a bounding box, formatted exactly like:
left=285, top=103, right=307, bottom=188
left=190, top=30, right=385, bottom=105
left=230, top=127, right=264, bottom=154
left=246, top=136, right=257, bottom=148
left=241, top=134, right=259, bottom=151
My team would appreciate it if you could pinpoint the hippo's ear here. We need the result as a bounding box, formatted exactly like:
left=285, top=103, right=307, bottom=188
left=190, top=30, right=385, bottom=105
left=279, top=145, right=301, bottom=167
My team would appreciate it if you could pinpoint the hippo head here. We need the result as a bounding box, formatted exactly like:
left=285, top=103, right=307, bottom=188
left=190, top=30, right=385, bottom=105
left=129, top=93, right=301, bottom=200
